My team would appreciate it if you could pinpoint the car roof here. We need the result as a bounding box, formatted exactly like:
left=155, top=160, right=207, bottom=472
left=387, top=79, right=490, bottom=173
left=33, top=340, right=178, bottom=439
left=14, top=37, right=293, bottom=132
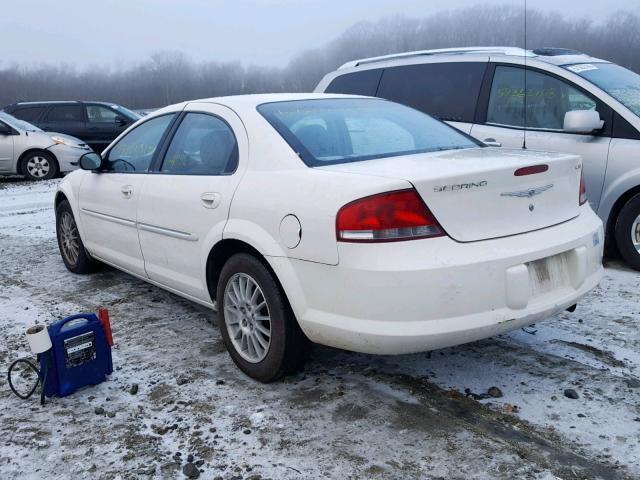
left=7, top=100, right=124, bottom=107
left=337, top=46, right=609, bottom=70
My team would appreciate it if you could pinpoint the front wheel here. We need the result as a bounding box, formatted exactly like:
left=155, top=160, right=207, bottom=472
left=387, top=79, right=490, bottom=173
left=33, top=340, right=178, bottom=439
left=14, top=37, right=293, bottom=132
left=55, top=200, right=100, bottom=274
left=217, top=253, right=309, bottom=382
left=22, top=151, right=58, bottom=181
left=615, top=193, right=640, bottom=271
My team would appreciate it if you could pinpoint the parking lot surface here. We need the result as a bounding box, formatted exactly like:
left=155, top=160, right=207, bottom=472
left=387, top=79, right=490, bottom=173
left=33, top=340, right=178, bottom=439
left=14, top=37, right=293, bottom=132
left=1, top=178, right=639, bottom=479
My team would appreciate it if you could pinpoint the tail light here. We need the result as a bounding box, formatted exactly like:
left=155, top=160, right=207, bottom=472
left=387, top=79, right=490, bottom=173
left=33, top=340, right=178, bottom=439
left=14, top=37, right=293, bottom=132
left=336, top=189, right=444, bottom=242
left=579, top=170, right=587, bottom=206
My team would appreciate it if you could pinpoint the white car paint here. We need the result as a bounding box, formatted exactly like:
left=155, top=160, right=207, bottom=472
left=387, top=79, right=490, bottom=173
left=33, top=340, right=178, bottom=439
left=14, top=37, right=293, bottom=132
left=56, top=93, right=604, bottom=355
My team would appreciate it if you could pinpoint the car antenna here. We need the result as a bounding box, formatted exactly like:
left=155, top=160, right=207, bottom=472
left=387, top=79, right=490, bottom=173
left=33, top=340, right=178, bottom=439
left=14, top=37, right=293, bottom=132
left=522, top=0, right=528, bottom=150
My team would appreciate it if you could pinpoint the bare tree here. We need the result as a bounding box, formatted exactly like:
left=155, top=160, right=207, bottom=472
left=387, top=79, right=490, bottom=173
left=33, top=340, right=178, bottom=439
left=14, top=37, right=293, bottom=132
left=1, top=5, right=638, bottom=109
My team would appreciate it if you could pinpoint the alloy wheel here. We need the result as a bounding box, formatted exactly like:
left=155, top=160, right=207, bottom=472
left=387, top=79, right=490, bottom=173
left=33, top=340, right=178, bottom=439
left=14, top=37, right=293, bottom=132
left=223, top=273, right=272, bottom=363
left=632, top=214, right=640, bottom=254
left=60, top=211, right=80, bottom=265
left=26, top=155, right=51, bottom=178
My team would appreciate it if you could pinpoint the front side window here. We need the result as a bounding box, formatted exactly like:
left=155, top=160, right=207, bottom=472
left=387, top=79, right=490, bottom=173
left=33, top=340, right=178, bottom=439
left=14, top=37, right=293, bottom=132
left=46, top=105, right=83, bottom=122
left=376, top=62, right=487, bottom=122
left=105, top=114, right=175, bottom=172
left=161, top=113, right=238, bottom=175
left=258, top=98, right=479, bottom=167
left=487, top=66, right=597, bottom=130
left=86, top=105, right=120, bottom=123
left=565, top=62, right=640, bottom=118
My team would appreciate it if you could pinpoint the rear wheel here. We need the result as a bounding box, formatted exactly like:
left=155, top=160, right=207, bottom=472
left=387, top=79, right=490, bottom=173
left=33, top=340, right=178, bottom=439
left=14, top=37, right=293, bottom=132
left=614, top=193, right=640, bottom=271
left=55, top=200, right=100, bottom=274
left=216, top=253, right=309, bottom=382
left=22, top=151, right=58, bottom=181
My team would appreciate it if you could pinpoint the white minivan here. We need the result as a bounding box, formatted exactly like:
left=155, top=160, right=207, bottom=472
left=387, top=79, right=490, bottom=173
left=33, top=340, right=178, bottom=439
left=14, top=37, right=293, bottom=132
left=316, top=47, right=640, bottom=270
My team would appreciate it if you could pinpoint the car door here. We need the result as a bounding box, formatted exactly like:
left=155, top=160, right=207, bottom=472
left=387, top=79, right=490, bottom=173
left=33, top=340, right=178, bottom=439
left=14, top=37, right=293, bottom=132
left=85, top=104, right=132, bottom=150
left=39, top=104, right=87, bottom=140
left=470, top=65, right=612, bottom=210
left=0, top=121, right=14, bottom=172
left=78, top=113, right=176, bottom=277
left=137, top=103, right=248, bottom=303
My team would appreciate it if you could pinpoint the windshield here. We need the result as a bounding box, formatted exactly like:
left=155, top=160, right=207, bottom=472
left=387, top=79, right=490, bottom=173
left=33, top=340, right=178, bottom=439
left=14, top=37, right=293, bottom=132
left=565, top=62, right=640, bottom=117
left=0, top=111, right=42, bottom=132
left=258, top=98, right=480, bottom=167
left=112, top=104, right=142, bottom=120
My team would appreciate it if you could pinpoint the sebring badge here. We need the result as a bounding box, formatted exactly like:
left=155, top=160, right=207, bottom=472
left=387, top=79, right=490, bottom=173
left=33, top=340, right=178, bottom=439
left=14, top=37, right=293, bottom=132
left=500, top=184, right=554, bottom=198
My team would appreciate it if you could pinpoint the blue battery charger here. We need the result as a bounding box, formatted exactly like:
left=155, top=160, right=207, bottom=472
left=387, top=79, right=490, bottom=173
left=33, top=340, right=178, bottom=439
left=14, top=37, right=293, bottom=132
left=40, top=313, right=113, bottom=397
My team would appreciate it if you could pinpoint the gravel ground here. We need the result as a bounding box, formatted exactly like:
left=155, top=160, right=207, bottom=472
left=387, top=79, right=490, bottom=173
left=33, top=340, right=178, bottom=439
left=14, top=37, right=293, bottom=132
left=0, top=177, right=639, bottom=480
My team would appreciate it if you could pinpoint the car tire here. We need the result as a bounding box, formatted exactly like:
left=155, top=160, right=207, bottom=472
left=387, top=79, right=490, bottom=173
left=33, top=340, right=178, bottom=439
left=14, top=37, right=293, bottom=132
left=217, top=253, right=309, bottom=382
left=55, top=200, right=100, bottom=274
left=614, top=193, right=640, bottom=271
left=21, top=151, right=58, bottom=181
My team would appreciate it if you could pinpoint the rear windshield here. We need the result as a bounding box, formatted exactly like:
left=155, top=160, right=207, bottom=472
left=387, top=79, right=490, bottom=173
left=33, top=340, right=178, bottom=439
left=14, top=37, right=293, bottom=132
left=257, top=98, right=479, bottom=167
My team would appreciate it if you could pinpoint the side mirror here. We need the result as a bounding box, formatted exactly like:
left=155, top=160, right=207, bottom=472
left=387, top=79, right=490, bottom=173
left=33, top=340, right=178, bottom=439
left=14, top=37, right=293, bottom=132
left=115, top=116, right=128, bottom=126
left=563, top=110, right=604, bottom=134
left=79, top=152, right=103, bottom=171
left=0, top=123, right=14, bottom=135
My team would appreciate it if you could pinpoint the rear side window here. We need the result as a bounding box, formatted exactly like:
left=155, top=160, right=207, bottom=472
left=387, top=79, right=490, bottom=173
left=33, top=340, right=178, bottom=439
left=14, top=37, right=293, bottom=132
left=376, top=62, right=486, bottom=122
left=46, top=105, right=83, bottom=122
left=325, top=69, right=383, bottom=96
left=161, top=113, right=238, bottom=175
left=11, top=106, right=46, bottom=122
left=105, top=114, right=175, bottom=172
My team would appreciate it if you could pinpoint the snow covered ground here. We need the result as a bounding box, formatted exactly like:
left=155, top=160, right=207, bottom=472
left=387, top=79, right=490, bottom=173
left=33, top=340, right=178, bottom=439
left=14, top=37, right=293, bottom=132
left=0, top=177, right=639, bottom=479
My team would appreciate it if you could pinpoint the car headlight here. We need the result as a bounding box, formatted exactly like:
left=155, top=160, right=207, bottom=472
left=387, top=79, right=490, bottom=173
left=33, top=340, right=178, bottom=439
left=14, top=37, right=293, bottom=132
left=50, top=135, right=85, bottom=148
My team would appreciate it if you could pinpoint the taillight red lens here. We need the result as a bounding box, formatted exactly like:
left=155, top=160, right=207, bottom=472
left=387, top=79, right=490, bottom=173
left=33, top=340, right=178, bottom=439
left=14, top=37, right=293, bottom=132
left=579, top=170, right=587, bottom=206
left=336, top=189, right=444, bottom=242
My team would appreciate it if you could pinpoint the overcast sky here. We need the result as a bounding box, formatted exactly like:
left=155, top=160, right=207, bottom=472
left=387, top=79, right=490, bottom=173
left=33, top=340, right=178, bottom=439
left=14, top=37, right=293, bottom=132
left=1, top=0, right=637, bottom=68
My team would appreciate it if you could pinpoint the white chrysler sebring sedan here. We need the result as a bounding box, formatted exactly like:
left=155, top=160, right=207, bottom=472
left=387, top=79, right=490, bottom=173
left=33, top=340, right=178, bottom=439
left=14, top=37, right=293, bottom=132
left=55, top=94, right=604, bottom=382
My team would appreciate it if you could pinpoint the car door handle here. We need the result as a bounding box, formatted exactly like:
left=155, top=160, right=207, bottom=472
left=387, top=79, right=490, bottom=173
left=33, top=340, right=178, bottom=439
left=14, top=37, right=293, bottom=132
left=121, top=185, right=133, bottom=199
left=483, top=138, right=502, bottom=148
left=200, top=192, right=221, bottom=209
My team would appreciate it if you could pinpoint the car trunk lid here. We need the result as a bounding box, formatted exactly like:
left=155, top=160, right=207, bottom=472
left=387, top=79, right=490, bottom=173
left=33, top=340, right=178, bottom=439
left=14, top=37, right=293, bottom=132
left=318, top=147, right=583, bottom=242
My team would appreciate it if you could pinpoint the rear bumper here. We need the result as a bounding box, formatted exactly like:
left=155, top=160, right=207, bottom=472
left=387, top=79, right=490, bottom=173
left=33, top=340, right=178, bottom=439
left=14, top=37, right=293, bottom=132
left=47, top=144, right=90, bottom=173
left=269, top=206, right=604, bottom=354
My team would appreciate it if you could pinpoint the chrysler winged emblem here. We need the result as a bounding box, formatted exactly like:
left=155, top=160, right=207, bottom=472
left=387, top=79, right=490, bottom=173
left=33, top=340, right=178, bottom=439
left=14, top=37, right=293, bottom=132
left=500, top=184, right=554, bottom=198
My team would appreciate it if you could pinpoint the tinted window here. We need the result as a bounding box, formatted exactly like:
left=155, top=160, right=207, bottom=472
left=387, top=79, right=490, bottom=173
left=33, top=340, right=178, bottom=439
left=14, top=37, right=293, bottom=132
left=86, top=105, right=120, bottom=123
left=46, top=105, right=83, bottom=122
left=258, top=98, right=479, bottom=167
left=376, top=62, right=486, bottom=122
left=487, top=66, right=597, bottom=130
left=161, top=113, right=238, bottom=175
left=11, top=106, right=46, bottom=122
left=325, top=69, right=383, bottom=96
left=105, top=114, right=175, bottom=172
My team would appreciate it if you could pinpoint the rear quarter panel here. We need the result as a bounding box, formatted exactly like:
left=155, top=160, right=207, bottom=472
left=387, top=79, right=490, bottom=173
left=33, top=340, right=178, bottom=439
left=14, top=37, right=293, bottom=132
left=226, top=167, right=409, bottom=265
